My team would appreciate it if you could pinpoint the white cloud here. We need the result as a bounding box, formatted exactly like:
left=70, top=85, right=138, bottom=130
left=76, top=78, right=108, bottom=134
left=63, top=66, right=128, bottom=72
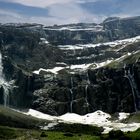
left=47, top=2, right=107, bottom=24
left=3, top=0, right=75, bottom=7
left=2, top=0, right=102, bottom=7
left=76, top=0, right=101, bottom=4
left=0, top=7, right=106, bottom=25
left=0, top=0, right=139, bottom=25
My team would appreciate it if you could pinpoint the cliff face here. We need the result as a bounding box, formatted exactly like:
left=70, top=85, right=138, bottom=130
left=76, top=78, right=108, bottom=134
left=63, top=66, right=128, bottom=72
left=0, top=16, right=140, bottom=115
left=44, top=16, right=140, bottom=45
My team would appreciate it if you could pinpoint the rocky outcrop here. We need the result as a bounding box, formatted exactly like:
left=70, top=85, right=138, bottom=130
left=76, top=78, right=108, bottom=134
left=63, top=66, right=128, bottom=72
left=45, top=16, right=140, bottom=45
left=0, top=17, right=140, bottom=115
left=30, top=63, right=140, bottom=115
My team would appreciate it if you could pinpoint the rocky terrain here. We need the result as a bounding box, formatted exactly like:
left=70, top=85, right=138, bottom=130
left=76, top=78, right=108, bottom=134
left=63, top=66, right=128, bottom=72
left=0, top=16, right=140, bottom=116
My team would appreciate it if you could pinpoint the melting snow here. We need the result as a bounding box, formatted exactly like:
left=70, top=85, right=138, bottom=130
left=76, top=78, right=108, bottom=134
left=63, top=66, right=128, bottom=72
left=45, top=27, right=103, bottom=31
left=19, top=109, right=140, bottom=134
left=118, top=113, right=130, bottom=121
left=69, top=60, right=113, bottom=70
left=23, top=109, right=57, bottom=121
left=69, top=63, right=92, bottom=70
left=40, top=122, right=58, bottom=130
left=33, top=67, right=65, bottom=75
left=33, top=59, right=114, bottom=75
left=40, top=38, right=49, bottom=44
left=58, top=35, right=140, bottom=50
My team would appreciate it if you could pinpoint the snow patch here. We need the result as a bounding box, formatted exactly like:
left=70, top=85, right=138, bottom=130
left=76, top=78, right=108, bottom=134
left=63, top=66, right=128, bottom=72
left=58, top=35, right=140, bottom=50
left=45, top=26, right=103, bottom=32
left=40, top=38, right=49, bottom=44
left=23, top=109, right=57, bottom=121
left=118, top=113, right=130, bottom=121
left=95, top=60, right=113, bottom=69
left=56, top=62, right=67, bottom=66
left=33, top=67, right=65, bottom=75
left=40, top=122, right=58, bottom=130
left=69, top=63, right=92, bottom=70
left=19, top=109, right=140, bottom=134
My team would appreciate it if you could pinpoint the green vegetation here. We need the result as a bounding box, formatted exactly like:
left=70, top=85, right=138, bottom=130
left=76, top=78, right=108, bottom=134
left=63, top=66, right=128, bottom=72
left=1, top=106, right=140, bottom=139
left=52, top=123, right=103, bottom=135
left=124, top=51, right=140, bottom=64
left=106, top=61, right=123, bottom=69
left=127, top=112, right=140, bottom=123
left=0, top=125, right=100, bottom=140
left=1, top=125, right=140, bottom=140
left=126, top=128, right=140, bottom=140
left=0, top=106, right=47, bottom=128
left=106, top=51, right=140, bottom=69
left=0, top=106, right=102, bottom=139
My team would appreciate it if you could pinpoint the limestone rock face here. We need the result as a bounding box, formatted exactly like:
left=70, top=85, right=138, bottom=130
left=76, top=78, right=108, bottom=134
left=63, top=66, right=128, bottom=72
left=0, top=17, right=140, bottom=115
left=30, top=65, right=139, bottom=115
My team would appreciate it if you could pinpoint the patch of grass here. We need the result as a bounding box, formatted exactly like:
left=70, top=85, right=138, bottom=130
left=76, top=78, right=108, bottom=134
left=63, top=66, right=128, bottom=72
left=126, top=128, right=140, bottom=140
left=106, top=61, right=123, bottom=69
left=1, top=124, right=140, bottom=140
left=106, top=51, right=140, bottom=69
left=52, top=123, right=103, bottom=136
left=0, top=106, right=48, bottom=129
left=0, top=126, right=23, bottom=139
left=123, top=51, right=140, bottom=64
left=126, top=112, right=140, bottom=123
left=0, top=125, right=100, bottom=140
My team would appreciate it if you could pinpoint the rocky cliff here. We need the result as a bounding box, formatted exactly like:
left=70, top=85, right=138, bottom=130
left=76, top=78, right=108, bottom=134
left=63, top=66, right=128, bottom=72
left=0, top=16, right=140, bottom=115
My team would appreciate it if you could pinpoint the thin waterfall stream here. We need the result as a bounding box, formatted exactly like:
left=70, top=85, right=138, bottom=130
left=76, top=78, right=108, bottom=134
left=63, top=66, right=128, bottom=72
left=0, top=52, right=11, bottom=107
left=124, top=66, right=139, bottom=112
left=85, top=71, right=90, bottom=108
left=70, top=77, right=74, bottom=113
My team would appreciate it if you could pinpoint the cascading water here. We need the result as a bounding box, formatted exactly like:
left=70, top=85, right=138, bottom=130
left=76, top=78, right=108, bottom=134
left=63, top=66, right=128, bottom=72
left=124, top=66, right=139, bottom=112
left=85, top=85, right=89, bottom=107
left=131, top=65, right=140, bottom=97
left=85, top=70, right=90, bottom=109
left=0, top=52, right=10, bottom=107
left=70, top=77, right=74, bottom=113
left=70, top=77, right=73, bottom=88
left=87, top=70, right=90, bottom=84
left=70, top=89, right=73, bottom=113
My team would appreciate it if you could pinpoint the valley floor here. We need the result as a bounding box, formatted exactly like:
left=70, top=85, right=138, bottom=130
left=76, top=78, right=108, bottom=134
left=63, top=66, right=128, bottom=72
left=0, top=125, right=100, bottom=140
left=1, top=125, right=140, bottom=140
left=1, top=106, right=140, bottom=139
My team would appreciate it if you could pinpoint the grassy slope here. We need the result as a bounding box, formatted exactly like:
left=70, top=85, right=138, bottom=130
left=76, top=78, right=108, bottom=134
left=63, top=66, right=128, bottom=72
left=1, top=106, right=140, bottom=139
left=0, top=106, right=48, bottom=128
left=0, top=126, right=100, bottom=140
left=1, top=125, right=140, bottom=140
left=106, top=51, right=140, bottom=69
left=0, top=106, right=102, bottom=139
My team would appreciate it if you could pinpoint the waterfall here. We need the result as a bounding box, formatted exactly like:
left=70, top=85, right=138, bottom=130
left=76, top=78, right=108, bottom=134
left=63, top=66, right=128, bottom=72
left=70, top=89, right=73, bottom=113
left=87, top=70, right=90, bottom=84
left=128, top=68, right=140, bottom=109
left=0, top=52, right=10, bottom=107
left=124, top=67, right=139, bottom=112
left=85, top=85, right=89, bottom=107
left=3, top=83, right=10, bottom=106
left=85, top=71, right=90, bottom=109
left=69, top=77, right=74, bottom=113
left=70, top=77, right=73, bottom=88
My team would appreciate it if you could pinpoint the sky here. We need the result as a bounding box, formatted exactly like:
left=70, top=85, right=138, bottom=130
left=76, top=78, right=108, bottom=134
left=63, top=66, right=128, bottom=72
left=0, top=0, right=140, bottom=25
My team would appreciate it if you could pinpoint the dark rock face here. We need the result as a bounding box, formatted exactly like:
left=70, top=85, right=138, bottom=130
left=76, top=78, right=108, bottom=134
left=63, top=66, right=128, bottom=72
left=45, top=16, right=140, bottom=45
left=0, top=86, right=4, bottom=104
left=0, top=17, right=140, bottom=115
left=30, top=64, right=140, bottom=115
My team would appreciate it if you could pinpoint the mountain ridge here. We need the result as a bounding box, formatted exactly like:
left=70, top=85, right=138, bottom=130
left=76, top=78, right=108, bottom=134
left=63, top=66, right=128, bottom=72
left=0, top=16, right=140, bottom=116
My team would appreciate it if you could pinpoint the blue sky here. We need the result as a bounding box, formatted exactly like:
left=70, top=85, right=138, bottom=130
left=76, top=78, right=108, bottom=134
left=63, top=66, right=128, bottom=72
left=0, top=0, right=140, bottom=25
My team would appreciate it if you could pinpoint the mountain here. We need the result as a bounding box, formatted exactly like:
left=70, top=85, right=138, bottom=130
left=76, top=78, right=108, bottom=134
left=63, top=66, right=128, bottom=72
left=0, top=16, right=140, bottom=117
left=44, top=16, right=140, bottom=45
